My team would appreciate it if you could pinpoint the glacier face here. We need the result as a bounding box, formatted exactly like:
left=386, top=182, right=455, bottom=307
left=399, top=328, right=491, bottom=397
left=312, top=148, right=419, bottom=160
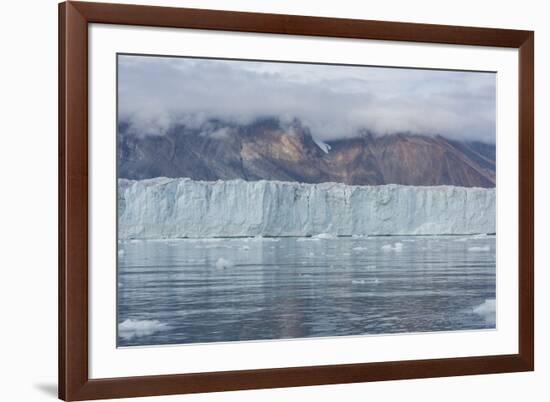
left=118, top=178, right=495, bottom=239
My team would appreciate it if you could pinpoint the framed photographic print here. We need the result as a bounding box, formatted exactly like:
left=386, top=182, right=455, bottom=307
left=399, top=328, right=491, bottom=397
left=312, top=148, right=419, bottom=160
left=59, top=1, right=534, bottom=400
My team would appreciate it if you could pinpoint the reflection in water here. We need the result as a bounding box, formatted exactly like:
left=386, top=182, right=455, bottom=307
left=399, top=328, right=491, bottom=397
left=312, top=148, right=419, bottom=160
left=117, top=235, right=496, bottom=347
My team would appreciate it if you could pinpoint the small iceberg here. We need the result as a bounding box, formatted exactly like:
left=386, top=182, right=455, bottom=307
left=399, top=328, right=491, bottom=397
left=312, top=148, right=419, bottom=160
left=215, top=258, right=235, bottom=269
left=312, top=232, right=336, bottom=240
left=381, top=242, right=403, bottom=252
left=248, top=236, right=280, bottom=242
left=473, top=299, right=496, bottom=325
left=468, top=245, right=490, bottom=252
left=118, top=319, right=170, bottom=340
left=352, top=278, right=380, bottom=285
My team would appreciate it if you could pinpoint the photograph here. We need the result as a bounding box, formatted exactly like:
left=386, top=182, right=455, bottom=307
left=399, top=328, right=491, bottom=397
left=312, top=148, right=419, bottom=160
left=116, top=54, right=497, bottom=347
left=1, top=0, right=543, bottom=401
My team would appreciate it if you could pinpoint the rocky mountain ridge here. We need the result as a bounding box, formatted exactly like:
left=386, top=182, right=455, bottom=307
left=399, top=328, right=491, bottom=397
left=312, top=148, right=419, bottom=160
left=118, top=118, right=495, bottom=188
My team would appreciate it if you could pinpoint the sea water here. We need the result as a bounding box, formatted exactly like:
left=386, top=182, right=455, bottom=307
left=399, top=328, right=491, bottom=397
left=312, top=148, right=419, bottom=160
left=117, top=235, right=496, bottom=347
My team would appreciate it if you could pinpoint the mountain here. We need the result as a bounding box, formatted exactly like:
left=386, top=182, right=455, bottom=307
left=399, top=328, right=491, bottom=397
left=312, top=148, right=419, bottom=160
left=118, top=118, right=495, bottom=188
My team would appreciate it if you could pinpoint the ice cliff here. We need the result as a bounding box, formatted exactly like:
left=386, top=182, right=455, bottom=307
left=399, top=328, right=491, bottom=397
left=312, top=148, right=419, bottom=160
left=118, top=178, right=495, bottom=239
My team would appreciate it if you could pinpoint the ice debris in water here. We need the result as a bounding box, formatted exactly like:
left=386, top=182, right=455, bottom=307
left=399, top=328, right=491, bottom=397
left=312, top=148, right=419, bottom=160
left=352, top=246, right=368, bottom=251
left=118, top=319, right=170, bottom=340
left=297, top=237, right=319, bottom=242
left=473, top=299, right=496, bottom=325
left=312, top=232, right=337, bottom=239
left=248, top=236, right=280, bottom=242
left=352, top=278, right=380, bottom=285
left=215, top=258, right=235, bottom=269
left=381, top=242, right=403, bottom=252
left=468, top=245, right=490, bottom=252
left=473, top=233, right=488, bottom=238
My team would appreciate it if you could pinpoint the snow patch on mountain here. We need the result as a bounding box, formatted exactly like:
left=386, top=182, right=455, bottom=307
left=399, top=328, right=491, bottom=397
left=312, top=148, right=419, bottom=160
left=313, top=138, right=331, bottom=153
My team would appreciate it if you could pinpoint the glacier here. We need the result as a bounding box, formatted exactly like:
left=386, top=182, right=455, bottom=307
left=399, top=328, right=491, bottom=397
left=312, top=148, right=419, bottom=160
left=118, top=178, right=495, bottom=239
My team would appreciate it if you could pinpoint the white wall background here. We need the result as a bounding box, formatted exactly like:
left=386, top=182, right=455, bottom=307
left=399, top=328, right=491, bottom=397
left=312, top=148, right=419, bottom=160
left=0, top=0, right=546, bottom=401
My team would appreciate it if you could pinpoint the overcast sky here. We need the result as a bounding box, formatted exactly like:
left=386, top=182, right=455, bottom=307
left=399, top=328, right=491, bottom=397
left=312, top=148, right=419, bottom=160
left=118, top=54, right=496, bottom=143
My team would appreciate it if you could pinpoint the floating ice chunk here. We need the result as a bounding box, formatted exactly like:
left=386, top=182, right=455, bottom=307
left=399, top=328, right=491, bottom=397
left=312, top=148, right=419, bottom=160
left=312, top=233, right=336, bottom=240
left=118, top=319, right=170, bottom=340
left=241, top=245, right=250, bottom=250
left=352, top=246, right=368, bottom=251
left=215, top=258, right=234, bottom=269
left=249, top=236, right=280, bottom=242
left=382, top=242, right=403, bottom=252
left=297, top=237, right=321, bottom=242
left=352, top=278, right=379, bottom=285
left=118, top=249, right=125, bottom=256
left=473, top=299, right=496, bottom=325
left=468, top=245, right=490, bottom=252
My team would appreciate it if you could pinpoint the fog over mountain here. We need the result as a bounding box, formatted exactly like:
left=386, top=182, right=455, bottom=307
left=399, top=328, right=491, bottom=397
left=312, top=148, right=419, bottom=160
left=118, top=55, right=496, bottom=144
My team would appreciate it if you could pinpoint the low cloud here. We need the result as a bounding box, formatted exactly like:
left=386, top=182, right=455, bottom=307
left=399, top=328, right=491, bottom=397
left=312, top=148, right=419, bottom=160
left=118, top=54, right=496, bottom=143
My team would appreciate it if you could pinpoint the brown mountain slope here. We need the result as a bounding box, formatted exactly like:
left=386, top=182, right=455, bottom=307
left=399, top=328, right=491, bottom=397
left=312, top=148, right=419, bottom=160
left=118, top=119, right=495, bottom=187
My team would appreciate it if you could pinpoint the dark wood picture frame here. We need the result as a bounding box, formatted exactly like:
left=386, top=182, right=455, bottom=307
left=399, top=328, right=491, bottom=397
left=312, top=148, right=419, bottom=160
left=59, top=1, right=534, bottom=400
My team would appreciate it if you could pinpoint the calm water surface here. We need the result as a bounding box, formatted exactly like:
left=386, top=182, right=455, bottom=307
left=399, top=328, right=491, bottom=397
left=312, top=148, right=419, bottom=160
left=117, top=235, right=496, bottom=347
